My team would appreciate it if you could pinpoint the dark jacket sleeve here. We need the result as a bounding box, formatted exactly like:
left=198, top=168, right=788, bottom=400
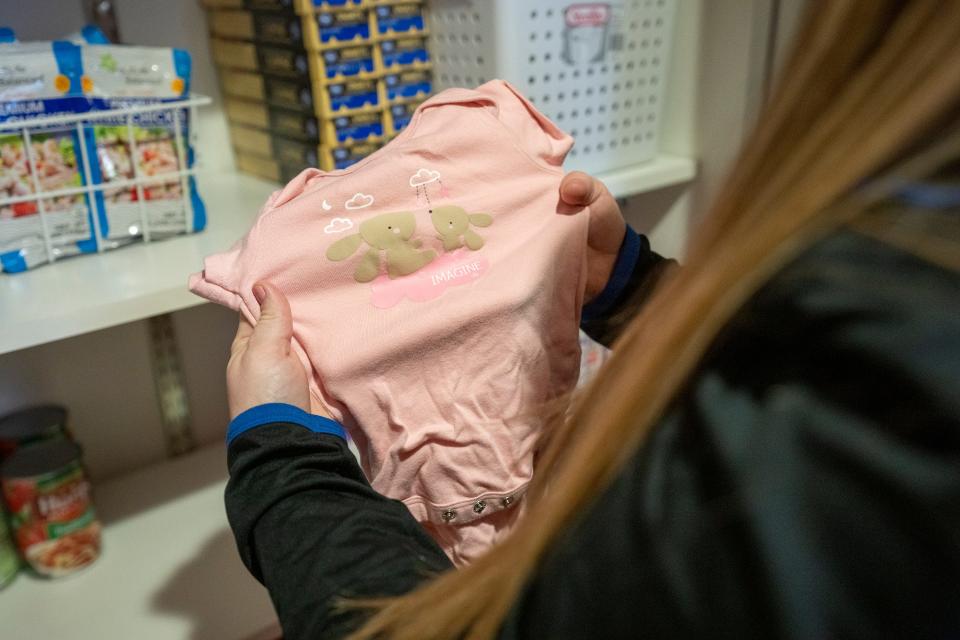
left=580, top=225, right=677, bottom=347
left=225, top=424, right=453, bottom=639
left=503, top=230, right=960, bottom=639
left=224, top=230, right=960, bottom=639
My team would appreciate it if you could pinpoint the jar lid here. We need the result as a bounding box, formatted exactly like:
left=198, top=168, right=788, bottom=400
left=0, top=439, right=82, bottom=479
left=0, top=406, right=67, bottom=441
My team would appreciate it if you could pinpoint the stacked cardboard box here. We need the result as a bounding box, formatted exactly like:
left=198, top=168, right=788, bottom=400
left=202, top=0, right=431, bottom=182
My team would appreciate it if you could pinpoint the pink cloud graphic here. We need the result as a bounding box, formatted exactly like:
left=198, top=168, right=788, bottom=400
left=345, top=192, right=374, bottom=209
left=370, top=249, right=488, bottom=309
left=324, top=217, right=353, bottom=234
left=409, top=168, right=440, bottom=187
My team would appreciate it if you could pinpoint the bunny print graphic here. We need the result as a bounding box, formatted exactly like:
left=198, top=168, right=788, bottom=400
left=431, top=205, right=493, bottom=251
left=324, top=168, right=494, bottom=306
left=326, top=211, right=437, bottom=283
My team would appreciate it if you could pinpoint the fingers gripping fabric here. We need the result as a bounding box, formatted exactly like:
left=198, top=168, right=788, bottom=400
left=190, top=80, right=589, bottom=564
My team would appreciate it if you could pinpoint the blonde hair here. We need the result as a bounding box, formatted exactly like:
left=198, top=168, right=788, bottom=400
left=350, top=2, right=960, bottom=637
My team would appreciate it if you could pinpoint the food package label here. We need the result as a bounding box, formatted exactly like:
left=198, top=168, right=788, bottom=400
left=269, top=106, right=320, bottom=141
left=90, top=105, right=202, bottom=239
left=317, top=43, right=375, bottom=79
left=0, top=42, right=97, bottom=273
left=384, top=68, right=431, bottom=102
left=81, top=45, right=190, bottom=99
left=375, top=3, right=425, bottom=35
left=79, top=46, right=205, bottom=241
left=315, top=8, right=369, bottom=44
left=327, top=109, right=383, bottom=143
left=263, top=74, right=314, bottom=111
left=379, top=35, right=429, bottom=69
left=325, top=77, right=379, bottom=112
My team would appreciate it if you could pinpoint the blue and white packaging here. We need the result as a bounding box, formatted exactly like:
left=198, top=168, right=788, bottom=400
left=0, top=41, right=98, bottom=273
left=80, top=45, right=205, bottom=242
left=78, top=25, right=110, bottom=45
left=61, top=24, right=111, bottom=46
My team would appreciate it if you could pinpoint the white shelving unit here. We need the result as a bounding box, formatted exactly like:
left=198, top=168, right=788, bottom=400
left=0, top=445, right=279, bottom=640
left=0, top=172, right=278, bottom=356
left=599, top=153, right=696, bottom=200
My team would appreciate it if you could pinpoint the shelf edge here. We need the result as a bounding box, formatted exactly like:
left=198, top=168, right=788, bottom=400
left=599, top=154, right=697, bottom=199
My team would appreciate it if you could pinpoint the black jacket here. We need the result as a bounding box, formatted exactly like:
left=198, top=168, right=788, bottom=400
left=225, top=221, right=960, bottom=639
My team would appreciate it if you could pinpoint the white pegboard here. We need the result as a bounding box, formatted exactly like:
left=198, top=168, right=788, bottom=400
left=427, top=0, right=676, bottom=174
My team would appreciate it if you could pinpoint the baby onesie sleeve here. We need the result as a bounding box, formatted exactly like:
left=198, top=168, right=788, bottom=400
left=187, top=191, right=277, bottom=318
left=473, top=80, right=574, bottom=169
left=187, top=169, right=322, bottom=322
left=187, top=237, right=250, bottom=312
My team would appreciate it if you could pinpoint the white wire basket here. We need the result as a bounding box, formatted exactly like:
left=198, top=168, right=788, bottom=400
left=0, top=95, right=210, bottom=272
left=427, top=0, right=677, bottom=175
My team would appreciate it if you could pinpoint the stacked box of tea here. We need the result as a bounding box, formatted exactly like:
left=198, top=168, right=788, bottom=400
left=203, top=0, right=432, bottom=182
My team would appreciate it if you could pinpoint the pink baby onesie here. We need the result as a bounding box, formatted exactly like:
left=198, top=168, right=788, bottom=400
left=190, top=80, right=590, bottom=565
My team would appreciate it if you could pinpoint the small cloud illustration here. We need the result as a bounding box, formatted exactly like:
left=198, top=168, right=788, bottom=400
left=409, top=168, right=441, bottom=187
left=345, top=193, right=374, bottom=210
left=324, top=217, right=354, bottom=234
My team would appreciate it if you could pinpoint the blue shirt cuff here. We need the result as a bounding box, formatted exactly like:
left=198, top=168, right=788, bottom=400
left=894, top=182, right=960, bottom=209
left=581, top=224, right=641, bottom=323
left=227, top=403, right=347, bottom=446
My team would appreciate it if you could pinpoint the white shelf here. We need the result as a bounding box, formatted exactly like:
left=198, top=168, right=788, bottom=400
left=0, top=171, right=279, bottom=356
left=598, top=153, right=697, bottom=199
left=0, top=444, right=279, bottom=639
left=0, top=157, right=694, bottom=356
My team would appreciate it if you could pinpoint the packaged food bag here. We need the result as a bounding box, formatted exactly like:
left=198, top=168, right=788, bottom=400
left=80, top=45, right=205, bottom=243
left=62, top=24, right=112, bottom=46
left=78, top=25, right=110, bottom=45
left=0, top=41, right=99, bottom=273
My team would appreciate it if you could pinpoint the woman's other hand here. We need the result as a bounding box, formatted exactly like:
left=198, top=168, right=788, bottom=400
left=560, top=172, right=627, bottom=301
left=227, top=281, right=313, bottom=419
